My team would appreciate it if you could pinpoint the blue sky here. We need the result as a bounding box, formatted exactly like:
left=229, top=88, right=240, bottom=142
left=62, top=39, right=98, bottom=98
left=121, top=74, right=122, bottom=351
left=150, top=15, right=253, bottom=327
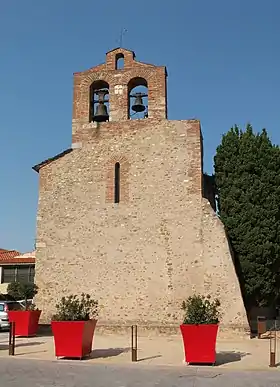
left=1, top=1, right=280, bottom=252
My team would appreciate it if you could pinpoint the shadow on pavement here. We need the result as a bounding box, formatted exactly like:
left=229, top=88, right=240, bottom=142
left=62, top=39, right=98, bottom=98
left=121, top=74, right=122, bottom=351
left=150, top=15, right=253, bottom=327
left=90, top=347, right=130, bottom=359
left=137, top=355, right=162, bottom=362
left=215, top=351, right=250, bottom=365
left=0, top=341, right=45, bottom=350
left=16, top=350, right=48, bottom=356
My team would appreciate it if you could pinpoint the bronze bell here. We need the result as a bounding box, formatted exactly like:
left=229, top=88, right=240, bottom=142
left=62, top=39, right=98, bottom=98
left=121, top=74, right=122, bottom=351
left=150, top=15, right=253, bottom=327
left=131, top=92, right=146, bottom=113
left=93, top=89, right=109, bottom=122
left=94, top=103, right=109, bottom=122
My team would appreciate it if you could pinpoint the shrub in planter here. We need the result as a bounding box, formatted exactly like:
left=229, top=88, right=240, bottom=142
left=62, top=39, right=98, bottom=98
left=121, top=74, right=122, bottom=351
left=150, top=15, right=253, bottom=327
left=180, top=294, right=221, bottom=365
left=51, top=293, right=98, bottom=359
left=7, top=282, right=41, bottom=337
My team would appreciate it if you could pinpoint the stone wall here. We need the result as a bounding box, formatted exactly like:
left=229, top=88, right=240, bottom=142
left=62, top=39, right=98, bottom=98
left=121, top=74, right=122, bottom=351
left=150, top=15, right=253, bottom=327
left=34, top=118, right=248, bottom=331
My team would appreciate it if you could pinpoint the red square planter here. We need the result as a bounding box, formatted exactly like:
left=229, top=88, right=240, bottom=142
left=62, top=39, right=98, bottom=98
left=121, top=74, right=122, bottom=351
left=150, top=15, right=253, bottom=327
left=180, top=324, right=219, bottom=365
left=51, top=319, right=97, bottom=359
left=8, top=310, right=41, bottom=337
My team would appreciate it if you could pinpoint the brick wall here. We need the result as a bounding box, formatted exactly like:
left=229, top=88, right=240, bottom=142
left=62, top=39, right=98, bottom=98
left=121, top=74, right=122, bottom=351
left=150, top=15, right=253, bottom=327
left=72, top=48, right=167, bottom=133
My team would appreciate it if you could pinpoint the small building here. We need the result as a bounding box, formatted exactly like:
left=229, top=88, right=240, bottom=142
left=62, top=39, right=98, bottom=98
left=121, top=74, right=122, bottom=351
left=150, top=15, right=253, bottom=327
left=0, top=250, right=35, bottom=293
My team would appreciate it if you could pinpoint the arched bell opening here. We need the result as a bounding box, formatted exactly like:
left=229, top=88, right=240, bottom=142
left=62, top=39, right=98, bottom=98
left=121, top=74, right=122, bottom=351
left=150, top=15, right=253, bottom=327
left=127, top=77, right=148, bottom=120
left=89, top=80, right=110, bottom=123
left=115, top=53, right=124, bottom=70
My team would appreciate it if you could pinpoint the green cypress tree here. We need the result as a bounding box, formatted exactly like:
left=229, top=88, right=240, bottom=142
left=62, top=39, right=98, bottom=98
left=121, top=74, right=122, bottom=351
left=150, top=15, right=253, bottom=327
left=214, top=124, right=280, bottom=308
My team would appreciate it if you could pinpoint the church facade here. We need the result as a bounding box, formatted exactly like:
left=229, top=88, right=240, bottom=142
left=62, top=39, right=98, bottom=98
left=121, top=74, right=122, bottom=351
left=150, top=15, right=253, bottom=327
left=33, top=48, right=248, bottom=331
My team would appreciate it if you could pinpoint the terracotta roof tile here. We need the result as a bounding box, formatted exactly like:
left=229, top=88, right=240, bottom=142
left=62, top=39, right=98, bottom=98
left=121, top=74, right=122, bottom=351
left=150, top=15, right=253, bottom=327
left=0, top=257, right=35, bottom=264
left=0, top=250, right=20, bottom=259
left=0, top=250, right=35, bottom=264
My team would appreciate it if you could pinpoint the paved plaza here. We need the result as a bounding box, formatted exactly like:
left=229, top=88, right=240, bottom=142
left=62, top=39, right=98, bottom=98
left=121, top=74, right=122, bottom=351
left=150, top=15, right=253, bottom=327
left=1, top=330, right=280, bottom=385
left=0, top=357, right=280, bottom=386
left=0, top=330, right=279, bottom=370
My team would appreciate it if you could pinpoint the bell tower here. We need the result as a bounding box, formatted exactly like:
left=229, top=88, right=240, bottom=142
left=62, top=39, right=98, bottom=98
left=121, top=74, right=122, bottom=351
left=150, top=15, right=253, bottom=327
left=72, top=48, right=167, bottom=145
left=33, top=47, right=249, bottom=332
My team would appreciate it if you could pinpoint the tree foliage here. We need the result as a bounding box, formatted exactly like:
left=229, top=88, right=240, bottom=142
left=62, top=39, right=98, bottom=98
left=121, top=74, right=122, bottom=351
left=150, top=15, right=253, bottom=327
left=7, top=282, right=38, bottom=310
left=214, top=124, right=280, bottom=307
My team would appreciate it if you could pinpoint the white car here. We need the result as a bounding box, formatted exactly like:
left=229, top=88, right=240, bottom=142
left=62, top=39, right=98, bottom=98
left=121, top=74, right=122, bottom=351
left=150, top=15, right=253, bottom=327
left=0, top=301, right=22, bottom=330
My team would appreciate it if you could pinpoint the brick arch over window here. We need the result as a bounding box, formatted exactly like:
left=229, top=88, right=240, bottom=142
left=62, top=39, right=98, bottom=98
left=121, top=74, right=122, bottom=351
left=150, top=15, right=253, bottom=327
left=79, top=69, right=154, bottom=95
left=105, top=155, right=130, bottom=203
left=81, top=73, right=115, bottom=88
left=120, top=69, right=155, bottom=85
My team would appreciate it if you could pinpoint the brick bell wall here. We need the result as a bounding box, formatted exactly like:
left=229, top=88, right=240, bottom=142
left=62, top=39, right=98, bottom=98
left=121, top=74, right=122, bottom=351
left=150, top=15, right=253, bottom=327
left=72, top=47, right=167, bottom=132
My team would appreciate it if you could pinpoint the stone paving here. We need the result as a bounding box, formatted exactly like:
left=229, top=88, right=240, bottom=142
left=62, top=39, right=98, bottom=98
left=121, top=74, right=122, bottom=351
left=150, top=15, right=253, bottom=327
left=0, top=357, right=280, bottom=386
left=0, top=331, right=279, bottom=371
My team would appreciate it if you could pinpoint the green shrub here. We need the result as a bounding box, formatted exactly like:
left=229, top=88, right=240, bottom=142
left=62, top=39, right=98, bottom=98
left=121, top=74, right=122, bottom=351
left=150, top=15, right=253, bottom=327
left=182, top=294, right=221, bottom=324
left=7, top=282, right=38, bottom=311
left=52, top=294, right=98, bottom=321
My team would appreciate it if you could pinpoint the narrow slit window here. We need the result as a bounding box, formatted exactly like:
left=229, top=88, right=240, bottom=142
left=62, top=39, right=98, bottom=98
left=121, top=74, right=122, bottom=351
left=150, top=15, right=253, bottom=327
left=114, top=162, right=120, bottom=203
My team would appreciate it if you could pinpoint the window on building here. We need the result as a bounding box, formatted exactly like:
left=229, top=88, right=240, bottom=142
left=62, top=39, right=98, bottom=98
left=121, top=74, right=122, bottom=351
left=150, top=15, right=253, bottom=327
left=17, top=266, right=30, bottom=283
left=2, top=266, right=16, bottom=283
left=2, top=265, right=35, bottom=284
left=114, top=162, right=120, bottom=203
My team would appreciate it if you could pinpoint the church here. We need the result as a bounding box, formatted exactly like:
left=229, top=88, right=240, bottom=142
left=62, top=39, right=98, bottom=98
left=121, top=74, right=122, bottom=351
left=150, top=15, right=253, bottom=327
left=33, top=48, right=248, bottom=332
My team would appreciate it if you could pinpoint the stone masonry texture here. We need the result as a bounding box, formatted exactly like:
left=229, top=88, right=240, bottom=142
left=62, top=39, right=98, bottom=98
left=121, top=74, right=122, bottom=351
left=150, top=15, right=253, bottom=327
left=34, top=48, right=249, bottom=331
